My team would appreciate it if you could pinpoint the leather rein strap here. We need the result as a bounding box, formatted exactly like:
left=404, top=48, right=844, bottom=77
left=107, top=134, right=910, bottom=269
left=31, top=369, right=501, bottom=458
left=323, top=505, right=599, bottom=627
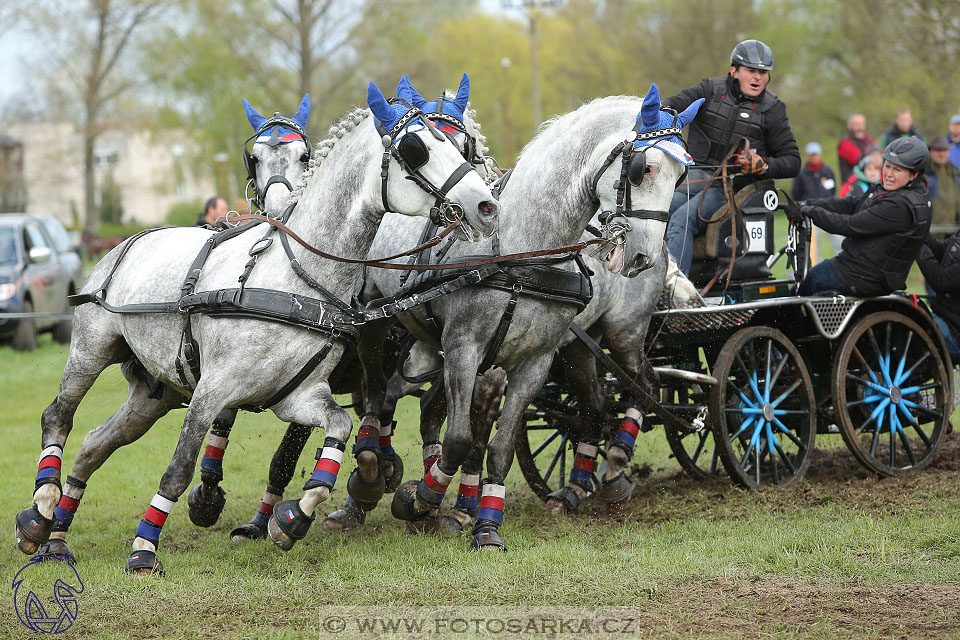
left=231, top=213, right=609, bottom=271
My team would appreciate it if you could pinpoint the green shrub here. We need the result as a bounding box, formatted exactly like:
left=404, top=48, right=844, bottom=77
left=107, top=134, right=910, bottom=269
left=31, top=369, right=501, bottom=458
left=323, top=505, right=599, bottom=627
left=166, top=200, right=203, bottom=227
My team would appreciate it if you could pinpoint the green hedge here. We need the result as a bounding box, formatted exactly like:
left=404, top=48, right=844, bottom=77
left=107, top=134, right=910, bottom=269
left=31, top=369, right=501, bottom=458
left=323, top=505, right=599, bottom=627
left=166, top=200, right=204, bottom=227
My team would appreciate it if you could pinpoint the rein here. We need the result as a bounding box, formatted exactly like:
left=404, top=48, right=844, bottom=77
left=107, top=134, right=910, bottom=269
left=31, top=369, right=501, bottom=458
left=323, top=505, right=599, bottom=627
left=232, top=213, right=610, bottom=272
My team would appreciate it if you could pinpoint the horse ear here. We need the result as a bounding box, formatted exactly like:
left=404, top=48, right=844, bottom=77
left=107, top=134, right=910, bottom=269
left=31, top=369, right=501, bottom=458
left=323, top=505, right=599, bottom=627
left=396, top=75, right=415, bottom=104
left=367, top=81, right=393, bottom=125
left=408, top=76, right=428, bottom=109
left=293, top=94, right=310, bottom=128
left=243, top=98, right=266, bottom=132
left=641, top=83, right=660, bottom=128
left=452, top=73, right=470, bottom=113
left=677, top=98, right=705, bottom=129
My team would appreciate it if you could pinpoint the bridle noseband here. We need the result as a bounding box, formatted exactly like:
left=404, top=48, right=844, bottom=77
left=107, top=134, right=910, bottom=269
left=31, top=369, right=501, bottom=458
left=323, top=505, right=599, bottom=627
left=591, top=108, right=689, bottom=260
left=376, top=98, right=476, bottom=228
left=242, top=114, right=311, bottom=213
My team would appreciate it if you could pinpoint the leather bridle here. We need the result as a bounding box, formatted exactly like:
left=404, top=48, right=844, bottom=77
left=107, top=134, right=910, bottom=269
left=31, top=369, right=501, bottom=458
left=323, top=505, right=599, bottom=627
left=376, top=99, right=478, bottom=230
left=242, top=114, right=311, bottom=213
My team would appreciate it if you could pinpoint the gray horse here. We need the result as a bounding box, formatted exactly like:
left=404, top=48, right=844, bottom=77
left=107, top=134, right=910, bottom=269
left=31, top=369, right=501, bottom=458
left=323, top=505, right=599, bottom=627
left=369, top=87, right=703, bottom=550
left=14, top=82, right=498, bottom=575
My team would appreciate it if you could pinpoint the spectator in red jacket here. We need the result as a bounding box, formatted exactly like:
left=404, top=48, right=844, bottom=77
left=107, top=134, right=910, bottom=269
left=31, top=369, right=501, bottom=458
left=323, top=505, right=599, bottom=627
left=837, top=113, right=874, bottom=183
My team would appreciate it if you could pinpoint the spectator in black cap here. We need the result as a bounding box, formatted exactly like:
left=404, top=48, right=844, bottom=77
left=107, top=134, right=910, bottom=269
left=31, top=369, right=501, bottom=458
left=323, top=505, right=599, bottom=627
left=926, top=137, right=960, bottom=230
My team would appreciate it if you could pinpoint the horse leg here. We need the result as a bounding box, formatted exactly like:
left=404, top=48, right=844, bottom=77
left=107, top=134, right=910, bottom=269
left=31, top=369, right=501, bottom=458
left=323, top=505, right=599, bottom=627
left=391, top=347, right=479, bottom=528
left=15, top=335, right=131, bottom=555
left=473, top=356, right=553, bottom=552
left=231, top=422, right=312, bottom=542
left=546, top=339, right=605, bottom=515
left=266, top=385, right=353, bottom=551
left=596, top=335, right=649, bottom=504
left=37, top=360, right=182, bottom=560
left=185, top=408, right=238, bottom=528
left=125, top=390, right=229, bottom=576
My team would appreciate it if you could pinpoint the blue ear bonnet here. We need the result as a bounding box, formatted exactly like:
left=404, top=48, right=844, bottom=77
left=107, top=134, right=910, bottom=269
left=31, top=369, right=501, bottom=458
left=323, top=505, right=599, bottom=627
left=631, top=84, right=704, bottom=166
left=367, top=80, right=427, bottom=141
left=396, top=73, right=471, bottom=127
left=243, top=94, right=309, bottom=145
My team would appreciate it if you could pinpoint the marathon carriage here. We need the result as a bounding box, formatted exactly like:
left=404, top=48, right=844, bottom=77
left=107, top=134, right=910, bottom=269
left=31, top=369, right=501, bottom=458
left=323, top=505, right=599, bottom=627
left=518, top=180, right=955, bottom=495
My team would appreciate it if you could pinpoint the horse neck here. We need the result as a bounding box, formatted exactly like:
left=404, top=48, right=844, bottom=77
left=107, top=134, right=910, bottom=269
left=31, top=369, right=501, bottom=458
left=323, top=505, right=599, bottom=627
left=283, top=126, right=383, bottom=297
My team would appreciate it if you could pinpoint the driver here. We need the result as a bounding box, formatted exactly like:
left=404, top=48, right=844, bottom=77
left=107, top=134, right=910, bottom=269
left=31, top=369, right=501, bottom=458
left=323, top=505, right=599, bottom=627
left=662, top=39, right=801, bottom=275
left=786, top=137, right=932, bottom=296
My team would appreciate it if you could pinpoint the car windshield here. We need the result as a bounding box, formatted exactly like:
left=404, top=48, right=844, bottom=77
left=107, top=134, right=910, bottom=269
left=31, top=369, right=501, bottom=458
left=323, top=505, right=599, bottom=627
left=0, top=228, right=17, bottom=265
left=37, top=217, right=71, bottom=253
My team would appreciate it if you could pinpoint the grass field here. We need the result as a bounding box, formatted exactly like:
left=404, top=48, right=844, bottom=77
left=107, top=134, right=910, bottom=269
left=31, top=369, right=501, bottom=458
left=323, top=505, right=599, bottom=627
left=2, top=333, right=960, bottom=640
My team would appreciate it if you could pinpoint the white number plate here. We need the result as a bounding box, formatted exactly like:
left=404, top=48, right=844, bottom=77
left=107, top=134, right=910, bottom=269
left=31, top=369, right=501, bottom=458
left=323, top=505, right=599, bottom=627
left=746, top=220, right=766, bottom=253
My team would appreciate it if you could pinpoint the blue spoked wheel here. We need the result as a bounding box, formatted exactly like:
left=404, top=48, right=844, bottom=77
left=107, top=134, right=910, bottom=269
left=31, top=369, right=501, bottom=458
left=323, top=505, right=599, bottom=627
left=711, top=326, right=817, bottom=489
left=833, top=311, right=949, bottom=476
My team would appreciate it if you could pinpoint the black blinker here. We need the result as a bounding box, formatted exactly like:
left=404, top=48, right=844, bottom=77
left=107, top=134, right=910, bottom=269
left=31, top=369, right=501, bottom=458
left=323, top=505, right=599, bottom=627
left=398, top=133, right=429, bottom=172
left=627, top=149, right=647, bottom=186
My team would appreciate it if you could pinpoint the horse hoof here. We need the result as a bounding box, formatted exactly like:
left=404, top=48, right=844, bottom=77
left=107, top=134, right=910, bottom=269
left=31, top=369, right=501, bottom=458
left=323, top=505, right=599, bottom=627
left=405, top=513, right=463, bottom=537
left=38, top=537, right=75, bottom=561
left=346, top=468, right=385, bottom=512
left=187, top=483, right=226, bottom=528
left=268, top=499, right=314, bottom=551
left=125, top=550, right=164, bottom=578
left=545, top=486, right=580, bottom=515
left=470, top=527, right=507, bottom=553
left=15, top=505, right=53, bottom=555
left=448, top=508, right=473, bottom=531
left=382, top=453, right=404, bottom=493
left=596, top=471, right=636, bottom=504
left=229, top=522, right=266, bottom=543
left=323, top=504, right=366, bottom=532
left=390, top=480, right=427, bottom=522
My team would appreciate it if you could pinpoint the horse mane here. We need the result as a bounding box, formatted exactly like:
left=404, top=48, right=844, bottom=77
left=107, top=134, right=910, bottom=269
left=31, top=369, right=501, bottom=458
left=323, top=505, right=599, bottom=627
left=287, top=106, right=371, bottom=206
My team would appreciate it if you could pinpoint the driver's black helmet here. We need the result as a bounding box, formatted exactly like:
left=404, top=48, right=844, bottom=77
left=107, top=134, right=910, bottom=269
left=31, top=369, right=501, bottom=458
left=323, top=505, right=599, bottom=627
left=730, top=39, right=774, bottom=71
left=881, top=136, right=929, bottom=172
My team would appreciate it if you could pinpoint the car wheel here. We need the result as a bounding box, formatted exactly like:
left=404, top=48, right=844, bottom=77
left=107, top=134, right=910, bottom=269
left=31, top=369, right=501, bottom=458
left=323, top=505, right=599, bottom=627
left=12, top=300, right=37, bottom=352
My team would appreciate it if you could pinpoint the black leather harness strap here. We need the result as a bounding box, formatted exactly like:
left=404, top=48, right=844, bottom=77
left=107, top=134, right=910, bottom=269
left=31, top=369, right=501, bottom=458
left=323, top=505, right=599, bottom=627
left=241, top=341, right=334, bottom=412
left=477, top=275, right=521, bottom=376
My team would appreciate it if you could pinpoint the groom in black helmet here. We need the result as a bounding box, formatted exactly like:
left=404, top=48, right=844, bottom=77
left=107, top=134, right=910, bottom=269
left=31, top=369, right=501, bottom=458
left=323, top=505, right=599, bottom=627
left=663, top=39, right=801, bottom=275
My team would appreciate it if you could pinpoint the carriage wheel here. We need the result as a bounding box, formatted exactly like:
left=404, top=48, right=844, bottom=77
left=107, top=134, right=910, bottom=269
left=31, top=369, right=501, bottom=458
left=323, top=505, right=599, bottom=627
left=516, top=382, right=598, bottom=501
left=711, top=326, right=816, bottom=489
left=832, top=311, right=948, bottom=476
left=662, top=385, right=724, bottom=481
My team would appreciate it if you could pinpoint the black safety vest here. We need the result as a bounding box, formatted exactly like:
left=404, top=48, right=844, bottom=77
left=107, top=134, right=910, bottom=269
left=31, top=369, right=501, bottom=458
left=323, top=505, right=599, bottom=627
left=687, top=77, right=779, bottom=168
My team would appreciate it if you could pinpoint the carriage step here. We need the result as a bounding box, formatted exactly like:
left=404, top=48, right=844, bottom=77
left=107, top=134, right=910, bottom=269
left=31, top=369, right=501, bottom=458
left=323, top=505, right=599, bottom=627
left=652, top=367, right=717, bottom=386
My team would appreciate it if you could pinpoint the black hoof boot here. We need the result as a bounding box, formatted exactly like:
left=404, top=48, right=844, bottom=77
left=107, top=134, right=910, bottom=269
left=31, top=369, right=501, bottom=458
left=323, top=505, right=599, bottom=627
left=15, top=505, right=53, bottom=555
left=323, top=503, right=366, bottom=532
left=229, top=522, right=267, bottom=543
left=381, top=453, right=404, bottom=493
left=126, top=549, right=164, bottom=577
left=38, top=537, right=75, bottom=561
left=390, top=480, right=433, bottom=522
left=187, top=483, right=226, bottom=528
left=470, top=523, right=507, bottom=553
left=596, top=471, right=636, bottom=504
left=267, top=499, right=315, bottom=551
left=545, top=486, right=581, bottom=515
left=346, top=469, right=385, bottom=512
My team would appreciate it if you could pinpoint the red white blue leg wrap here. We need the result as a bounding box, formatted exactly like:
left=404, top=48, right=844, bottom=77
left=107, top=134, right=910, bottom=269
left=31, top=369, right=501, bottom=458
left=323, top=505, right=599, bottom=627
left=200, top=432, right=228, bottom=477
left=251, top=485, right=283, bottom=529
left=36, top=444, right=63, bottom=490
left=52, top=475, right=86, bottom=532
left=353, top=415, right=381, bottom=458
left=422, top=442, right=442, bottom=473
left=136, top=493, right=176, bottom=548
left=453, top=472, right=481, bottom=513
left=416, top=460, right=455, bottom=508
left=476, top=480, right=506, bottom=526
left=569, top=441, right=599, bottom=491
left=612, top=408, right=642, bottom=455
left=304, top=438, right=346, bottom=490
left=379, top=422, right=396, bottom=458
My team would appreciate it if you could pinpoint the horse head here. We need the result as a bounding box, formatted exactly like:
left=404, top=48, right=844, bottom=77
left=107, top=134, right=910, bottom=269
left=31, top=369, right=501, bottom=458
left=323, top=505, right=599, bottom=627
left=242, top=94, right=311, bottom=214
left=594, top=83, right=703, bottom=277
left=367, top=80, right=497, bottom=239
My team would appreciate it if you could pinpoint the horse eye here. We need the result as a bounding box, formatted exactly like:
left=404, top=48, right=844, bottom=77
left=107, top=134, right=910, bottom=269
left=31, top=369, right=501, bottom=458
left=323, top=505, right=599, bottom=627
left=299, top=152, right=309, bottom=163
